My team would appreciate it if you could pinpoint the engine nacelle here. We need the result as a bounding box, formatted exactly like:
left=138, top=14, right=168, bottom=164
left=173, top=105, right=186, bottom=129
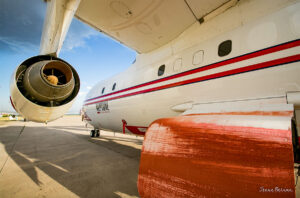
left=10, top=55, right=80, bottom=123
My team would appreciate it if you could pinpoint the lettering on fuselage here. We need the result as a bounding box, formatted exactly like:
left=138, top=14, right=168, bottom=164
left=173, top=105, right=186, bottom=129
left=96, top=101, right=109, bottom=113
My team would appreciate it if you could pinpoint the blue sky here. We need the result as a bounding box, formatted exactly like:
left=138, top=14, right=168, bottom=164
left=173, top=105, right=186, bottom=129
left=0, top=0, right=136, bottom=114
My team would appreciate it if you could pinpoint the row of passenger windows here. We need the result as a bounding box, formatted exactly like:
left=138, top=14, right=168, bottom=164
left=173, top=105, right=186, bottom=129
left=155, top=40, right=232, bottom=77
left=101, top=82, right=116, bottom=94
left=100, top=40, right=232, bottom=95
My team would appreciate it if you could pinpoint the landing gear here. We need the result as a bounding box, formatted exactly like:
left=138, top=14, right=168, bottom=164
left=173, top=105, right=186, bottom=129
left=90, top=129, right=100, bottom=137
left=90, top=130, right=95, bottom=137
left=96, top=129, right=100, bottom=137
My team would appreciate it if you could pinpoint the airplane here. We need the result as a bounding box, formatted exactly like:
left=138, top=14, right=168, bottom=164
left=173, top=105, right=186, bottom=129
left=9, top=0, right=300, bottom=197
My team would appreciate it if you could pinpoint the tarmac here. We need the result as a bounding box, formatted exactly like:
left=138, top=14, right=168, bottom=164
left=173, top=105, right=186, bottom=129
left=0, top=115, right=143, bottom=198
left=1, top=115, right=300, bottom=198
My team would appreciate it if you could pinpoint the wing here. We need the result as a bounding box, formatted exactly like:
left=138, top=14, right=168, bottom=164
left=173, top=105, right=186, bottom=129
left=40, top=0, right=237, bottom=55
left=75, top=0, right=236, bottom=53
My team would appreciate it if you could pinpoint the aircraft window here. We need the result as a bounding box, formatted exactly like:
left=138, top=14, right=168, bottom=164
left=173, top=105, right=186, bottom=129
left=102, top=87, right=105, bottom=94
left=218, top=40, right=232, bottom=57
left=112, top=83, right=116, bottom=91
left=158, top=65, right=165, bottom=76
left=193, top=50, right=204, bottom=65
left=173, top=58, right=182, bottom=72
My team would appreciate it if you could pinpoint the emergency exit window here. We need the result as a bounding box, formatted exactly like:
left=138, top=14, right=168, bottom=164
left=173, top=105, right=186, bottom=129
left=193, top=50, right=204, bottom=65
left=173, top=58, right=182, bottom=71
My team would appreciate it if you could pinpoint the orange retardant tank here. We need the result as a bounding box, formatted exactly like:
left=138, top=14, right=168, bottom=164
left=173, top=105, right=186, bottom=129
left=138, top=113, right=295, bottom=198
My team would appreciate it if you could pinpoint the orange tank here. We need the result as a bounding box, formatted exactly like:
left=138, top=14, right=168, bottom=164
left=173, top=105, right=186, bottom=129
left=138, top=114, right=295, bottom=198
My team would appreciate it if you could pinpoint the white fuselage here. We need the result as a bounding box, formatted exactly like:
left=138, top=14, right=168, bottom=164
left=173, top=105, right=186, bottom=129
left=83, top=0, right=300, bottom=133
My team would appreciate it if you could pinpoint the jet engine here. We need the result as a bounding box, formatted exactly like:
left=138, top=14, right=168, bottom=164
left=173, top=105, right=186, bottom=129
left=10, top=55, right=80, bottom=123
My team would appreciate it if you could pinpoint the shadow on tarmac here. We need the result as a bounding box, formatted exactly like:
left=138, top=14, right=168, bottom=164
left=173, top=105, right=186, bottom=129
left=0, top=124, right=142, bottom=198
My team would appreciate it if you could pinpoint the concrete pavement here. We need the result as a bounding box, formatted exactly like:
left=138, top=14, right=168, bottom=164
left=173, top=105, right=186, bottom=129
left=0, top=116, right=143, bottom=198
left=1, top=115, right=300, bottom=197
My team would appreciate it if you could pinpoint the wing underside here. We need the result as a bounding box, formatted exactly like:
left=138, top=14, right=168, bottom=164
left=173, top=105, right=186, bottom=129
left=75, top=0, right=235, bottom=53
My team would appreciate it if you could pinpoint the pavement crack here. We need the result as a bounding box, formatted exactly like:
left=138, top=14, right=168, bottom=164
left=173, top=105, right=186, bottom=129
left=0, top=124, right=26, bottom=174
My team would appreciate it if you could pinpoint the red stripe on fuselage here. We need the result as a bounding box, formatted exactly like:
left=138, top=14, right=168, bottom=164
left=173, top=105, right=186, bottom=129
left=84, top=54, right=300, bottom=105
left=85, top=39, right=300, bottom=103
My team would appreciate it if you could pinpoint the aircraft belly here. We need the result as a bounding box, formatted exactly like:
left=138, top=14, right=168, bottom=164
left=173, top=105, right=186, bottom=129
left=94, top=94, right=181, bottom=132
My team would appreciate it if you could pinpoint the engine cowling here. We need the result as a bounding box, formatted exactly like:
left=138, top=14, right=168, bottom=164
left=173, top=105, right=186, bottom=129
left=10, top=55, right=80, bottom=123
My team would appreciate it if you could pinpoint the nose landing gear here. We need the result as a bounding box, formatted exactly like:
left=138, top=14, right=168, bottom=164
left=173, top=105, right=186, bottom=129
left=90, top=129, right=100, bottom=137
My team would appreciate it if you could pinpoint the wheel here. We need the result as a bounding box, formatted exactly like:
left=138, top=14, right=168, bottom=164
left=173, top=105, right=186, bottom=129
left=90, top=130, right=95, bottom=137
left=96, top=129, right=100, bottom=137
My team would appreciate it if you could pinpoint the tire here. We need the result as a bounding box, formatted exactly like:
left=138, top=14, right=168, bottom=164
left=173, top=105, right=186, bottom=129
left=96, top=129, right=100, bottom=137
left=90, top=130, right=95, bottom=137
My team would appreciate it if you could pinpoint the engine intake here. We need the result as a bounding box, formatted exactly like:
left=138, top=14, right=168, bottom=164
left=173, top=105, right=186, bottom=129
left=23, top=60, right=75, bottom=104
left=10, top=55, right=80, bottom=122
